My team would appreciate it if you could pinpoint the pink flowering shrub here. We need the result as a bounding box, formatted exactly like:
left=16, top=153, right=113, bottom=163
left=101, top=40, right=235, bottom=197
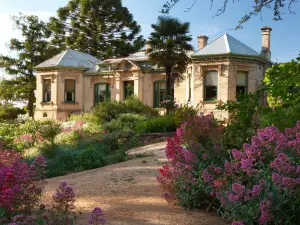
left=208, top=123, right=300, bottom=224
left=157, top=114, right=226, bottom=208
left=0, top=150, right=46, bottom=224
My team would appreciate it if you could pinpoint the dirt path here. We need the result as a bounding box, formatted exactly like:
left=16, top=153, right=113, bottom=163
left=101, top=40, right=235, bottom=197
left=43, top=142, right=226, bottom=225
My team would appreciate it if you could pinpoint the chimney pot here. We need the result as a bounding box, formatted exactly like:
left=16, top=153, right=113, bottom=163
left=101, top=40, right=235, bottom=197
left=261, top=26, right=272, bottom=61
left=197, top=35, right=209, bottom=50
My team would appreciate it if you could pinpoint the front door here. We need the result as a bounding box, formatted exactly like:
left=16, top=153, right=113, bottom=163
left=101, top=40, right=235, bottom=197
left=124, top=81, right=134, bottom=100
left=94, top=83, right=110, bottom=105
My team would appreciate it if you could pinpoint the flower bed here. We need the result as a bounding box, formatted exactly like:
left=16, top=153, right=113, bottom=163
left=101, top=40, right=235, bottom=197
left=157, top=114, right=300, bottom=224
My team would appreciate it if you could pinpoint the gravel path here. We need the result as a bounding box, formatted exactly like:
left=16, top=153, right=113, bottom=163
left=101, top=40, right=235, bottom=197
left=43, top=142, right=226, bottom=225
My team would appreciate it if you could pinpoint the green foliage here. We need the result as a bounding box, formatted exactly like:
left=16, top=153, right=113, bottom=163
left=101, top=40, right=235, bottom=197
left=93, top=96, right=158, bottom=123
left=38, top=120, right=61, bottom=157
left=102, top=113, right=147, bottom=133
left=216, top=92, right=261, bottom=149
left=0, top=103, right=26, bottom=121
left=136, top=115, right=176, bottom=133
left=260, top=104, right=300, bottom=131
left=264, top=57, right=300, bottom=107
left=149, top=16, right=193, bottom=114
left=48, top=0, right=145, bottom=58
left=173, top=103, right=198, bottom=126
left=0, top=14, right=59, bottom=116
left=0, top=123, right=20, bottom=149
left=69, top=113, right=101, bottom=135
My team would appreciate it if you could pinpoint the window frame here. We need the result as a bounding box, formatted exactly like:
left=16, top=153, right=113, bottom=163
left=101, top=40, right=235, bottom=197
left=188, top=73, right=192, bottom=102
left=236, top=71, right=248, bottom=101
left=153, top=81, right=174, bottom=108
left=94, top=83, right=111, bottom=106
left=64, top=79, right=76, bottom=103
left=124, top=80, right=134, bottom=100
left=204, top=70, right=218, bottom=102
left=42, top=79, right=51, bottom=103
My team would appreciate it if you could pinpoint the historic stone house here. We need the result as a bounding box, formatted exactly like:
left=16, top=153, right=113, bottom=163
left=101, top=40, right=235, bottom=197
left=35, top=27, right=272, bottom=120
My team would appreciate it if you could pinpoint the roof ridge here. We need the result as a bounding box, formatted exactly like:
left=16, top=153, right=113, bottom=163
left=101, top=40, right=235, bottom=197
left=193, top=33, right=227, bottom=55
left=57, top=49, right=69, bottom=66
left=224, top=33, right=230, bottom=53
left=225, top=33, right=259, bottom=55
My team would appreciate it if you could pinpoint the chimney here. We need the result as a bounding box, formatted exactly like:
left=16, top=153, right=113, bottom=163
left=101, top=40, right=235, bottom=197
left=145, top=40, right=151, bottom=55
left=197, top=35, right=209, bottom=50
left=261, top=26, right=272, bottom=61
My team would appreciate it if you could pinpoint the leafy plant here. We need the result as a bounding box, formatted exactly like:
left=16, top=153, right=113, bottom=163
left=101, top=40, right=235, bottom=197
left=173, top=103, right=198, bottom=126
left=136, top=115, right=176, bottom=133
left=264, top=57, right=300, bottom=107
left=93, top=96, right=158, bottom=123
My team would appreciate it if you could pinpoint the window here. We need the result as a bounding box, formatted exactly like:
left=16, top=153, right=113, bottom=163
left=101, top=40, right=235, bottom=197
left=153, top=81, right=174, bottom=107
left=236, top=71, right=248, bottom=101
left=188, top=74, right=192, bottom=101
left=64, top=79, right=76, bottom=102
left=43, top=79, right=51, bottom=102
left=204, top=71, right=218, bottom=101
left=94, top=83, right=111, bottom=105
left=124, top=81, right=134, bottom=100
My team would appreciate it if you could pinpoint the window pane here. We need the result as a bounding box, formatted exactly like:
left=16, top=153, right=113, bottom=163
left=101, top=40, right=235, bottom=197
left=65, top=80, right=75, bottom=92
left=237, top=71, right=247, bottom=86
left=65, top=79, right=75, bottom=102
left=205, top=86, right=217, bottom=100
left=205, top=71, right=218, bottom=86
left=43, top=79, right=51, bottom=102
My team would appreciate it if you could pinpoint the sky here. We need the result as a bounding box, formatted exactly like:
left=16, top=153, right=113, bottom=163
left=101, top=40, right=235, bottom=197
left=0, top=0, right=299, bottom=63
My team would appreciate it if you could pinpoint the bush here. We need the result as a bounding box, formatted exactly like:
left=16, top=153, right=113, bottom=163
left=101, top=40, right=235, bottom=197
left=136, top=115, right=176, bottom=133
left=0, top=150, right=46, bottom=223
left=156, top=114, right=226, bottom=208
left=173, top=103, right=198, bottom=125
left=93, top=96, right=159, bottom=123
left=102, top=113, right=147, bottom=133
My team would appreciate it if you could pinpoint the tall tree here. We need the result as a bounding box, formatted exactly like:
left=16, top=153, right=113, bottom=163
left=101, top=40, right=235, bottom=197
left=0, top=14, right=59, bottom=117
left=148, top=16, right=193, bottom=114
left=48, top=0, right=145, bottom=59
left=161, top=0, right=298, bottom=29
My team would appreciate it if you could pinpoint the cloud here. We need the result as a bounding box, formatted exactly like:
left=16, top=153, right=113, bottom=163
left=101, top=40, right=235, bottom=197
left=0, top=11, right=54, bottom=56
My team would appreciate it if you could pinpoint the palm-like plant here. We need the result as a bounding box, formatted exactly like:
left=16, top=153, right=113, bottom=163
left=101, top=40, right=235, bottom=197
left=148, top=16, right=193, bottom=113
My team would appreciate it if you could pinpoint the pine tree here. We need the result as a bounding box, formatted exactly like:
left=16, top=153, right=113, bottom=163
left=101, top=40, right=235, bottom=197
left=48, top=0, right=145, bottom=59
left=0, top=14, right=60, bottom=117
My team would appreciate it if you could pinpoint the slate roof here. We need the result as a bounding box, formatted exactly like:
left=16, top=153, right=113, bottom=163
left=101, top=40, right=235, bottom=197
left=192, top=33, right=260, bottom=57
left=36, top=49, right=100, bottom=70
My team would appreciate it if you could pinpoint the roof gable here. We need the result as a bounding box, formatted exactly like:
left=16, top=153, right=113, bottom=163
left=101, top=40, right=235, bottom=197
left=36, top=49, right=100, bottom=70
left=192, top=33, right=260, bottom=57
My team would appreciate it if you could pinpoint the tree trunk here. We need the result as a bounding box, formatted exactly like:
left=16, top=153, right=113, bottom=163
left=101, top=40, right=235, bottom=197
left=165, top=66, right=172, bottom=115
left=28, top=91, right=35, bottom=118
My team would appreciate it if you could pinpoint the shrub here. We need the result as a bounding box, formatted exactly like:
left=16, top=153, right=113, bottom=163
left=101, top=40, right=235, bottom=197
left=93, top=96, right=158, bottom=123
left=102, top=113, right=146, bottom=133
left=173, top=103, right=198, bottom=125
left=213, top=123, right=300, bottom=225
left=0, top=150, right=46, bottom=223
left=157, top=114, right=226, bottom=208
left=217, top=92, right=261, bottom=150
left=136, top=115, right=176, bottom=133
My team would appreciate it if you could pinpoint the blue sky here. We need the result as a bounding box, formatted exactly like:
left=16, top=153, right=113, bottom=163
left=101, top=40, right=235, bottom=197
left=0, top=0, right=299, bottom=62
